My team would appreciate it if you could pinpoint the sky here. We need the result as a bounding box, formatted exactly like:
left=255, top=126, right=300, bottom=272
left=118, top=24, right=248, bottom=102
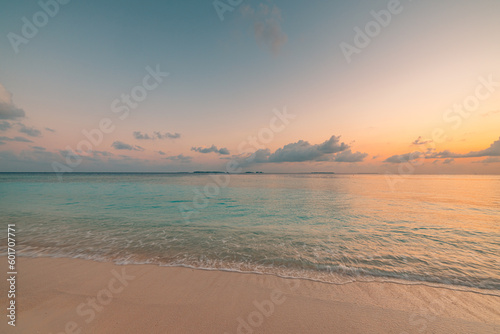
left=0, top=0, right=499, bottom=174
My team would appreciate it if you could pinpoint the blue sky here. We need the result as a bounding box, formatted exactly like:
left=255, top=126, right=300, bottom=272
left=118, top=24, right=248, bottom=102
left=1, top=0, right=499, bottom=173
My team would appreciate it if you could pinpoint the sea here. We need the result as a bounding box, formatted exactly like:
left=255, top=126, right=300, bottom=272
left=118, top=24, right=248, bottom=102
left=1, top=173, right=499, bottom=295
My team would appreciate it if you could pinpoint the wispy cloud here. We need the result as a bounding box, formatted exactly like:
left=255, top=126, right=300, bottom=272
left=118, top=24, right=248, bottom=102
left=0, top=121, right=12, bottom=131
left=18, top=123, right=42, bottom=137
left=384, top=152, right=422, bottom=164
left=476, top=157, right=500, bottom=163
left=411, top=136, right=432, bottom=146
left=133, top=131, right=181, bottom=140
left=0, top=136, right=33, bottom=145
left=111, top=141, right=144, bottom=151
left=0, top=84, right=25, bottom=120
left=191, top=145, right=230, bottom=155
left=428, top=137, right=500, bottom=159
left=241, top=2, right=288, bottom=55
left=92, top=150, right=113, bottom=157
left=333, top=149, right=368, bottom=162
left=165, top=154, right=192, bottom=163
left=384, top=136, right=500, bottom=163
left=480, top=109, right=500, bottom=117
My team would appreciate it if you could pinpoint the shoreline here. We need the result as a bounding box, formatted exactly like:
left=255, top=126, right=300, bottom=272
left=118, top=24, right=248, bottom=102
left=8, top=254, right=500, bottom=297
left=1, top=256, right=499, bottom=333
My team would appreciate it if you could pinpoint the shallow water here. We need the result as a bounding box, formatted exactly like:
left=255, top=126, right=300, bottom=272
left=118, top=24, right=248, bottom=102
left=1, top=173, right=499, bottom=293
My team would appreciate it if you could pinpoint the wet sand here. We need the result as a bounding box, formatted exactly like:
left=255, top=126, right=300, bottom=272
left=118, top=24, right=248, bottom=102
left=1, top=256, right=499, bottom=333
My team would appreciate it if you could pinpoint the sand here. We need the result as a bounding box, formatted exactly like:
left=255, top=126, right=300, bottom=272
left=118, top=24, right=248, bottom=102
left=1, top=256, right=499, bottom=334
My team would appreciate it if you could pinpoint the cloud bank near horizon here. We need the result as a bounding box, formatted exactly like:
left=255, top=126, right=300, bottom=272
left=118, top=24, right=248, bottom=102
left=384, top=137, right=500, bottom=164
left=238, top=135, right=368, bottom=165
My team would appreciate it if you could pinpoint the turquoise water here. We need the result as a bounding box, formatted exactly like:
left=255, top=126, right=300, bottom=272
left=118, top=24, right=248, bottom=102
left=1, top=173, right=499, bottom=293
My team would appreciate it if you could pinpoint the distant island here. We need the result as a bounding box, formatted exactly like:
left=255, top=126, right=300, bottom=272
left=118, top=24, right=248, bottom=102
left=193, top=171, right=227, bottom=174
left=193, top=171, right=264, bottom=174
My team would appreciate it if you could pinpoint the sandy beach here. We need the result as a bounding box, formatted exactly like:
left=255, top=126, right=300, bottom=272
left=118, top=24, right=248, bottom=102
left=0, top=256, right=498, bottom=334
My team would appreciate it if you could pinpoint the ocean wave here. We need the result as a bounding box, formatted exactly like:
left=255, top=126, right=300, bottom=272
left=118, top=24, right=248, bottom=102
left=4, top=248, right=499, bottom=297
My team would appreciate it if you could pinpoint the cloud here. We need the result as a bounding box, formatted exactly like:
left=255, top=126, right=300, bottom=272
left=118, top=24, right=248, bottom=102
left=412, top=136, right=432, bottom=146
left=165, top=154, right=192, bottom=163
left=0, top=136, right=33, bottom=145
left=240, top=135, right=365, bottom=164
left=251, top=148, right=271, bottom=163
left=18, top=124, right=42, bottom=137
left=0, top=149, right=74, bottom=172
left=133, top=131, right=181, bottom=140
left=458, top=137, right=500, bottom=158
left=426, top=150, right=452, bottom=159
left=111, top=141, right=144, bottom=151
left=92, top=150, right=113, bottom=157
left=427, top=137, right=500, bottom=159
left=157, top=150, right=166, bottom=155
left=45, top=127, right=56, bottom=133
left=480, top=110, right=500, bottom=117
left=268, top=136, right=349, bottom=162
left=0, top=149, right=60, bottom=163
left=155, top=132, right=180, bottom=139
left=0, top=84, right=26, bottom=120
left=477, top=157, right=500, bottom=163
left=384, top=151, right=422, bottom=163
left=63, top=149, right=114, bottom=158
left=191, top=145, right=230, bottom=155
left=384, top=137, right=500, bottom=164
left=133, top=131, right=152, bottom=140
left=31, top=146, right=46, bottom=151
left=242, top=3, right=288, bottom=55
left=333, top=149, right=369, bottom=162
left=0, top=121, right=12, bottom=131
